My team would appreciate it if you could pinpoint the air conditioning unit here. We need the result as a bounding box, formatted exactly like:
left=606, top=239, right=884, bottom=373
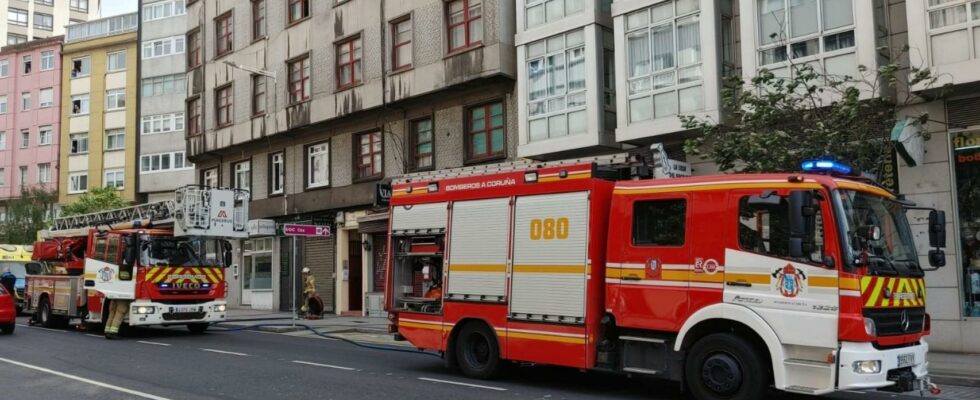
left=365, top=293, right=385, bottom=317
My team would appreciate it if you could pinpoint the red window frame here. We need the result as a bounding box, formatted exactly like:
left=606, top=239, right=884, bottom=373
left=447, top=0, right=482, bottom=53
left=336, top=36, right=361, bottom=90
left=466, top=101, right=505, bottom=162
left=288, top=0, right=309, bottom=24
left=187, top=96, right=202, bottom=136
left=252, top=0, right=266, bottom=41
left=216, top=85, right=233, bottom=127
left=288, top=56, right=310, bottom=104
left=355, top=131, right=382, bottom=180
left=391, top=17, right=412, bottom=71
left=410, top=118, right=433, bottom=171
left=252, top=75, right=266, bottom=116
left=187, top=29, right=201, bottom=68
left=215, top=13, right=233, bottom=57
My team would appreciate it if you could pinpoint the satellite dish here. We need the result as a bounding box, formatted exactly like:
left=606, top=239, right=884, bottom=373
left=891, top=118, right=924, bottom=167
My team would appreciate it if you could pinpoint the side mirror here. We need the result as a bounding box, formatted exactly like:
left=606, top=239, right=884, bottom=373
left=25, top=262, right=43, bottom=275
left=789, top=190, right=816, bottom=258
left=929, top=210, right=946, bottom=248
left=122, top=235, right=138, bottom=268
left=929, top=249, right=946, bottom=268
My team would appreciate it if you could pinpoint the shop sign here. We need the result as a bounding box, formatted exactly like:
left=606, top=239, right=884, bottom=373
left=247, top=219, right=277, bottom=237
left=878, top=148, right=900, bottom=193
left=375, top=182, right=392, bottom=208
left=282, top=224, right=332, bottom=237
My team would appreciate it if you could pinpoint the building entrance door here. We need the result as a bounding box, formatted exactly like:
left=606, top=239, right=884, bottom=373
left=348, top=239, right=363, bottom=312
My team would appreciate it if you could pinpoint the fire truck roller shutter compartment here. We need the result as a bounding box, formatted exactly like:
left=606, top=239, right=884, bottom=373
left=510, top=191, right=590, bottom=323
left=392, top=202, right=448, bottom=234
left=447, top=198, right=510, bottom=301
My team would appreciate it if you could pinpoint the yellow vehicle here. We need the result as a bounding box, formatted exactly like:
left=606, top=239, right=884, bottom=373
left=0, top=244, right=34, bottom=313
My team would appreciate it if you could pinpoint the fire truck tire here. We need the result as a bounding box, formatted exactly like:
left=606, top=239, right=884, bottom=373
left=685, top=333, right=768, bottom=400
left=0, top=323, right=13, bottom=334
left=455, top=323, right=502, bottom=380
left=38, top=298, right=66, bottom=329
left=187, top=323, right=209, bottom=334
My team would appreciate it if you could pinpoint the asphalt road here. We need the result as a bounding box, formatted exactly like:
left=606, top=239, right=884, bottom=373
left=0, top=316, right=973, bottom=400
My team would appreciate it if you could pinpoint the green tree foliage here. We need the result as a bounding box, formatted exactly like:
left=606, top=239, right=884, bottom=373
left=0, top=187, right=57, bottom=244
left=60, top=186, right=129, bottom=217
left=681, top=50, right=947, bottom=174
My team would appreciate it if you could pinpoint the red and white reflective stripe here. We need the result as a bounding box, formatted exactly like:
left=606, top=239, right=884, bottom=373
left=840, top=290, right=861, bottom=297
left=502, top=328, right=585, bottom=338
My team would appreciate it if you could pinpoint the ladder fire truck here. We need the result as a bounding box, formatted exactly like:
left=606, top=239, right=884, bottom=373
left=25, top=186, right=249, bottom=334
left=385, top=147, right=944, bottom=400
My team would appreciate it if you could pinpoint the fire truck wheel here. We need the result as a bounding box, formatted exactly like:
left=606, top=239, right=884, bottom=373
left=38, top=298, right=66, bottom=329
left=187, top=323, right=209, bottom=334
left=455, top=323, right=501, bottom=380
left=685, top=333, right=767, bottom=400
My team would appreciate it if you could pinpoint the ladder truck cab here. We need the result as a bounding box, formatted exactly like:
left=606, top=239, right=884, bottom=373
left=384, top=149, right=946, bottom=400
left=25, top=186, right=249, bottom=333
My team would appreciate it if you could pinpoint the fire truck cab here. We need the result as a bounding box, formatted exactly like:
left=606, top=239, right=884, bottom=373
left=385, top=152, right=944, bottom=400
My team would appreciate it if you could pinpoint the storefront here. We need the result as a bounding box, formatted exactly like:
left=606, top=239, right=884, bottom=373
left=952, top=130, right=980, bottom=317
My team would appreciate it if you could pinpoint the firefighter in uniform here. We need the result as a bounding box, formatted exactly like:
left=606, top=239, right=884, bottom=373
left=301, top=267, right=323, bottom=317
left=104, top=269, right=132, bottom=339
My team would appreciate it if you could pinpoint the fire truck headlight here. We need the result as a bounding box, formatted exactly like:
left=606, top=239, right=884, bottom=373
left=213, top=304, right=226, bottom=312
left=134, top=306, right=155, bottom=315
left=852, top=360, right=881, bottom=374
left=863, top=317, right=877, bottom=337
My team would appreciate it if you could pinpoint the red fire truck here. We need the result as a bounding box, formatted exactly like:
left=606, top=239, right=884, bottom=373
left=384, top=151, right=944, bottom=400
left=25, top=186, right=249, bottom=334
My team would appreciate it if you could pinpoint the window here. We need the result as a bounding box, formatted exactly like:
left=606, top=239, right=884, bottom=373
left=20, top=129, right=29, bottom=149
left=0, top=168, right=5, bottom=186
left=288, top=0, right=310, bottom=23
left=391, top=18, right=413, bottom=70
left=466, top=102, right=505, bottom=161
left=410, top=118, right=434, bottom=170
left=234, top=160, right=251, bottom=191
left=188, top=97, right=202, bottom=136
left=40, top=51, right=54, bottom=71
left=38, top=163, right=51, bottom=184
left=633, top=199, right=686, bottom=246
left=202, top=168, right=218, bottom=187
left=141, top=74, right=185, bottom=96
left=0, top=60, right=7, bottom=77
left=448, top=0, right=483, bottom=52
left=71, top=94, right=90, bottom=115
left=336, top=36, right=362, bottom=89
left=8, top=8, right=28, bottom=26
left=253, top=0, right=266, bottom=40
left=738, top=194, right=824, bottom=263
left=252, top=75, right=266, bottom=115
left=141, top=151, right=191, bottom=173
left=0, top=133, right=5, bottom=149
left=141, top=112, right=185, bottom=134
left=107, top=51, right=126, bottom=71
left=34, top=12, right=54, bottom=30
left=105, top=129, right=125, bottom=150
left=927, top=0, right=980, bottom=65
left=756, top=0, right=855, bottom=74
left=270, top=152, right=284, bottom=195
left=526, top=29, right=587, bottom=142
left=104, top=169, right=125, bottom=190
left=187, top=29, right=201, bottom=68
left=355, top=131, right=382, bottom=179
left=307, top=141, right=330, bottom=188
left=143, top=0, right=185, bottom=22
left=7, top=34, right=27, bottom=45
left=526, top=0, right=585, bottom=28
left=68, top=172, right=88, bottom=193
left=215, top=12, right=233, bottom=57
left=625, top=1, right=703, bottom=124
left=39, top=88, right=53, bottom=108
left=215, top=85, right=233, bottom=127
left=22, top=56, right=31, bottom=74
left=38, top=126, right=52, bottom=145
left=142, top=36, right=185, bottom=59
left=70, top=0, right=89, bottom=13
left=69, top=133, right=88, bottom=154
left=36, top=0, right=55, bottom=6
left=19, top=166, right=28, bottom=187
left=288, top=56, right=310, bottom=104
left=106, top=89, right=126, bottom=110
left=71, top=57, right=91, bottom=78
left=21, top=92, right=30, bottom=111
left=0, top=96, right=6, bottom=113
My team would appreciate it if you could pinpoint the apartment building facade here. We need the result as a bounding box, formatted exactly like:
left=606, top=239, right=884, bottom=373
left=0, top=36, right=62, bottom=218
left=186, top=0, right=517, bottom=314
left=139, top=0, right=192, bottom=202
left=58, top=13, right=139, bottom=205
left=3, top=0, right=99, bottom=45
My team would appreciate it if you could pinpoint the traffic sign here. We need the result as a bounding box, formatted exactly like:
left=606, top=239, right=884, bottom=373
left=282, top=224, right=332, bottom=237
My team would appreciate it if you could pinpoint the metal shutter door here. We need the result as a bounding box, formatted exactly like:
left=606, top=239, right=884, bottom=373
left=391, top=202, right=448, bottom=233
left=446, top=198, right=510, bottom=301
left=510, top=191, right=589, bottom=323
left=304, top=236, right=335, bottom=312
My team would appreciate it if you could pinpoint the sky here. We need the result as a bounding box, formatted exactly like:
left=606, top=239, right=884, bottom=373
left=100, top=0, right=138, bottom=18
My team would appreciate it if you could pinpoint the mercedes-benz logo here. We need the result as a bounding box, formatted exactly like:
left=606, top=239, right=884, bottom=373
left=899, top=309, right=911, bottom=332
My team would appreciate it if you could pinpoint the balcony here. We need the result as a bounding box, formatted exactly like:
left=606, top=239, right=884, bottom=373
left=66, top=13, right=138, bottom=43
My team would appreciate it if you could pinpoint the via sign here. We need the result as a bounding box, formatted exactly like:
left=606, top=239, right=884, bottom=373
left=282, top=224, right=332, bottom=237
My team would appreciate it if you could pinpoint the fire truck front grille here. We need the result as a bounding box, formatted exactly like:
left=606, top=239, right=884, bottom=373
left=864, top=307, right=925, bottom=336
left=162, top=312, right=207, bottom=321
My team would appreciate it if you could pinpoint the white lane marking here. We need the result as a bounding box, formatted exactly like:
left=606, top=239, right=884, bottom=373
left=418, top=377, right=508, bottom=391
left=200, top=348, right=249, bottom=356
left=138, top=341, right=171, bottom=347
left=0, top=356, right=172, bottom=400
left=292, top=360, right=358, bottom=371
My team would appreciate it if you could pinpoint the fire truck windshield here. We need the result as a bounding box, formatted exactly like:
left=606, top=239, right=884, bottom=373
left=141, top=237, right=227, bottom=268
left=836, top=189, right=920, bottom=276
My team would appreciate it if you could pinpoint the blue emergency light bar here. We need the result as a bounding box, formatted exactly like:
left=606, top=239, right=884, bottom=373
left=801, top=159, right=854, bottom=175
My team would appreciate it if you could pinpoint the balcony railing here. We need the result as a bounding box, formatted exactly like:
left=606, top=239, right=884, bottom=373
left=66, top=13, right=138, bottom=43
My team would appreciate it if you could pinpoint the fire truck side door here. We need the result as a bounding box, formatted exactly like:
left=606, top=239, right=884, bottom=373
left=85, top=234, right=136, bottom=300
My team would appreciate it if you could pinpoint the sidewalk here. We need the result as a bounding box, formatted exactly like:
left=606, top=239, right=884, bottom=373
left=929, top=352, right=980, bottom=387
left=218, top=308, right=405, bottom=348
